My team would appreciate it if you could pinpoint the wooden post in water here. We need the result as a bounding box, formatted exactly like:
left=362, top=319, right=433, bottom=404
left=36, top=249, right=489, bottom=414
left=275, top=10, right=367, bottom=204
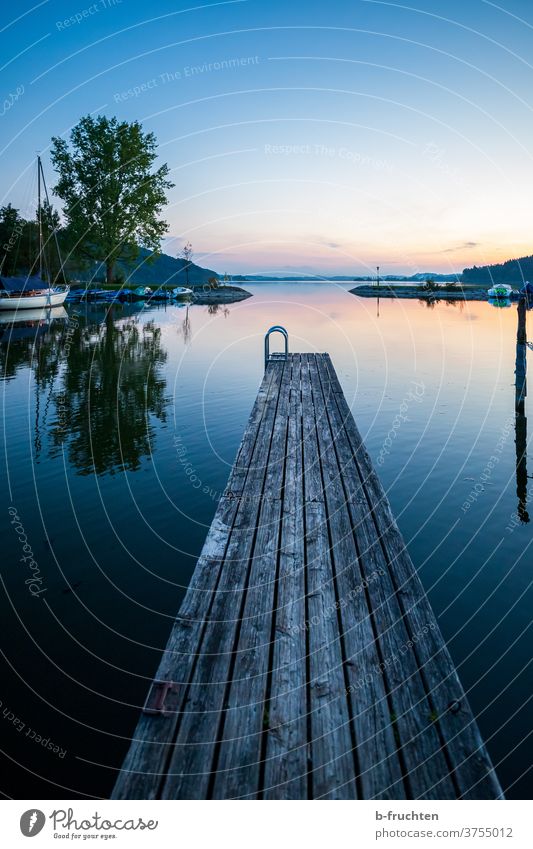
left=515, top=298, right=529, bottom=523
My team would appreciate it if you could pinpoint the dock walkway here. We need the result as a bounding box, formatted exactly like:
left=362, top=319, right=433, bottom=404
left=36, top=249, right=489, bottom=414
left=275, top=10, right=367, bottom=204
left=113, top=351, right=502, bottom=800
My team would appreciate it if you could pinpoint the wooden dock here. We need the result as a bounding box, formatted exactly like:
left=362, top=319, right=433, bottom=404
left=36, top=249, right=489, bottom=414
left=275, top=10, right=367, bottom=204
left=113, top=351, right=502, bottom=800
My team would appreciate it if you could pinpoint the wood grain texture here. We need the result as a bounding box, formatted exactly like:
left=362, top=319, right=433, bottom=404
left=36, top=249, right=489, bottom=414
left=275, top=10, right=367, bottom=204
left=112, top=353, right=502, bottom=800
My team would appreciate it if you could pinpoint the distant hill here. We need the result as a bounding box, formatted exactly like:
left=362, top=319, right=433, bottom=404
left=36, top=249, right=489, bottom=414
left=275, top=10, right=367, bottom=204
left=74, top=248, right=219, bottom=286
left=404, top=272, right=461, bottom=282
left=462, top=255, right=533, bottom=284
left=234, top=272, right=460, bottom=282
left=71, top=254, right=462, bottom=286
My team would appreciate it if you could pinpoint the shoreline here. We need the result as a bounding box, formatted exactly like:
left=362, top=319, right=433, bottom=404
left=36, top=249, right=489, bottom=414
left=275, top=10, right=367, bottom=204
left=350, top=284, right=489, bottom=301
left=191, top=285, right=252, bottom=304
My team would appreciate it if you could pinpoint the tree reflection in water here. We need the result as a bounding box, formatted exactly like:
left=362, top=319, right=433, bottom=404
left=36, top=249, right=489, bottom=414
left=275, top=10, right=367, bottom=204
left=0, top=306, right=169, bottom=475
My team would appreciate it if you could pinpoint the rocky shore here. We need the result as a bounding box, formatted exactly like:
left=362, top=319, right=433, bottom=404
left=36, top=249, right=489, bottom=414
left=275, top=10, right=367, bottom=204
left=191, top=285, right=252, bottom=304
left=350, top=284, right=488, bottom=301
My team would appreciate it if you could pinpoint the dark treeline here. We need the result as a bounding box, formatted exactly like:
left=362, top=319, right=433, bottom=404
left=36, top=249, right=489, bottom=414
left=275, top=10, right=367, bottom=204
left=462, top=255, right=533, bottom=284
left=0, top=202, right=69, bottom=283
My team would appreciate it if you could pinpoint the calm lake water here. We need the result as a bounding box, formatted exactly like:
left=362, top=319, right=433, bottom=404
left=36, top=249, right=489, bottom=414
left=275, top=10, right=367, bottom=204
left=1, top=282, right=531, bottom=799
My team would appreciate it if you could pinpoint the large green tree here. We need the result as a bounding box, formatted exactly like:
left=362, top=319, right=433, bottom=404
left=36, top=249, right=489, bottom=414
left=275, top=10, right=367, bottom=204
left=51, top=115, right=174, bottom=284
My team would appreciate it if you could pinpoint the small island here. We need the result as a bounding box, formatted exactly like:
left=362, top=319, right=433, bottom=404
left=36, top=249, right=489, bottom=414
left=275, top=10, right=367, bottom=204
left=350, top=282, right=489, bottom=301
left=191, top=284, right=252, bottom=304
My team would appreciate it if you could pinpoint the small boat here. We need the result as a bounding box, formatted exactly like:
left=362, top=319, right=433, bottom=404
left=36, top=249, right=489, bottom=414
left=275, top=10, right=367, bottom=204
left=133, top=286, right=153, bottom=300
left=488, top=284, right=512, bottom=298
left=82, top=288, right=109, bottom=301
left=150, top=287, right=171, bottom=300
left=0, top=156, right=69, bottom=311
left=65, top=289, right=83, bottom=303
left=487, top=283, right=520, bottom=301
left=172, top=286, right=193, bottom=299
left=118, top=288, right=135, bottom=302
left=99, top=290, right=122, bottom=301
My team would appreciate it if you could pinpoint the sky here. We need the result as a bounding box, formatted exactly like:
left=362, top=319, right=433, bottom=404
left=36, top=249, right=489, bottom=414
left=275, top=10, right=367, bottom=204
left=1, top=0, right=533, bottom=276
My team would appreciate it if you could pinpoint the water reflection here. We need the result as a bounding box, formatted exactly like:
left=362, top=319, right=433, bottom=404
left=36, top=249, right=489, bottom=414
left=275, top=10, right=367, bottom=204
left=0, top=306, right=68, bottom=380
left=515, top=298, right=530, bottom=524
left=178, top=304, right=191, bottom=344
left=0, top=305, right=169, bottom=475
left=205, top=303, right=230, bottom=316
left=417, top=297, right=466, bottom=310
left=1, top=287, right=532, bottom=800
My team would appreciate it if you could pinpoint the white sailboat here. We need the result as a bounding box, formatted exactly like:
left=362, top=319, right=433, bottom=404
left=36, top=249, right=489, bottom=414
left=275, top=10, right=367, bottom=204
left=0, top=156, right=69, bottom=311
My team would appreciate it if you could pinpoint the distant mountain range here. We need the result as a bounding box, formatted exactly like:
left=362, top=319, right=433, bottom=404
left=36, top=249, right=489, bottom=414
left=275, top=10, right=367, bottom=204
left=78, top=245, right=533, bottom=286
left=72, top=253, right=463, bottom=286
left=462, top=255, right=533, bottom=284
left=74, top=248, right=218, bottom=286
left=233, top=272, right=461, bottom=282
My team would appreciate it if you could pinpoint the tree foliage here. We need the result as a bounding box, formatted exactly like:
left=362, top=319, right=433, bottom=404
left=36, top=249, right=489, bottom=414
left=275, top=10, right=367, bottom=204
left=0, top=204, right=35, bottom=276
left=51, top=115, right=174, bottom=284
left=0, top=202, right=64, bottom=281
left=462, top=255, right=533, bottom=284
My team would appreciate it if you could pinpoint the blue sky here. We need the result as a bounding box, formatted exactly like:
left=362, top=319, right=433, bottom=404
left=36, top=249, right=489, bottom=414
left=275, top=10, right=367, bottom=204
left=2, top=0, right=533, bottom=275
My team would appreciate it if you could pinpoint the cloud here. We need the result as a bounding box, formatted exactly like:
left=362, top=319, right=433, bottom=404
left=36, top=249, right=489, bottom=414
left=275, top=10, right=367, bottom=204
left=441, top=241, right=480, bottom=253
left=311, top=236, right=342, bottom=250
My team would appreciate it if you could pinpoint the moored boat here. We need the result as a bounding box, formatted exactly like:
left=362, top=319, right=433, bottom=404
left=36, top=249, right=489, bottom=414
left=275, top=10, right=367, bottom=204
left=172, top=286, right=193, bottom=299
left=0, top=157, right=69, bottom=311
left=0, top=276, right=69, bottom=310
left=133, top=286, right=153, bottom=300
left=118, top=288, right=135, bottom=302
left=150, top=287, right=171, bottom=300
left=488, top=284, right=513, bottom=299
left=82, top=288, right=108, bottom=301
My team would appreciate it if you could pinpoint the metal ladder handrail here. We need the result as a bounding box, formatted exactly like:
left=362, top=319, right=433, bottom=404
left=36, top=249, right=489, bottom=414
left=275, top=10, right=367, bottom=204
left=264, top=325, right=289, bottom=368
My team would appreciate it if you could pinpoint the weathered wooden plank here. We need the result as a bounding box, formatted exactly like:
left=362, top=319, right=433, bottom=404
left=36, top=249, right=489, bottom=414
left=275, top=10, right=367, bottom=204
left=302, top=354, right=323, bottom=504
left=305, top=500, right=358, bottom=799
left=210, top=498, right=282, bottom=799
left=264, top=357, right=292, bottom=496
left=314, top=355, right=454, bottom=799
left=320, top=355, right=502, bottom=799
left=224, top=360, right=279, bottom=498
left=294, top=354, right=357, bottom=798
left=263, top=355, right=309, bottom=799
left=308, top=354, right=409, bottom=800
left=209, top=363, right=292, bottom=798
left=159, top=362, right=287, bottom=799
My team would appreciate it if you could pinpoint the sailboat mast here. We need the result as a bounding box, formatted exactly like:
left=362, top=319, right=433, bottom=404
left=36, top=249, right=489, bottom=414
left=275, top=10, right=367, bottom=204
left=40, top=157, right=67, bottom=287
left=37, top=154, right=43, bottom=280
